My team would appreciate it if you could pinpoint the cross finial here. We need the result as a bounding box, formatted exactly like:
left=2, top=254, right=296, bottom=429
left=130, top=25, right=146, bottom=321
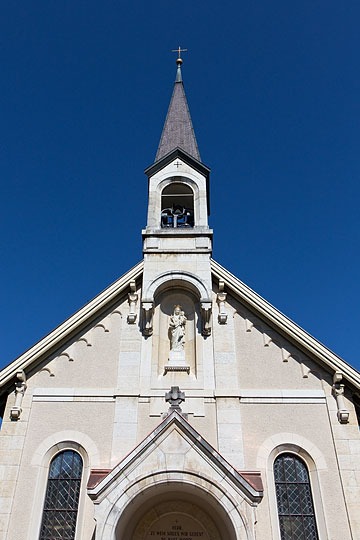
left=172, top=46, right=188, bottom=66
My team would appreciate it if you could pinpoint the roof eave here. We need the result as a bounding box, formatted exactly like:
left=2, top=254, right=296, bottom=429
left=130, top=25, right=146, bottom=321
left=0, top=261, right=144, bottom=394
left=211, top=259, right=360, bottom=391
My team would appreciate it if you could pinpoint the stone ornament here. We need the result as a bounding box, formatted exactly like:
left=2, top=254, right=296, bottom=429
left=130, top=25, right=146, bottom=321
left=333, top=371, right=350, bottom=424
left=10, top=370, right=27, bottom=421
left=142, top=301, right=154, bottom=336
left=201, top=301, right=212, bottom=336
left=164, top=386, right=187, bottom=418
left=127, top=280, right=138, bottom=324
left=216, top=279, right=227, bottom=324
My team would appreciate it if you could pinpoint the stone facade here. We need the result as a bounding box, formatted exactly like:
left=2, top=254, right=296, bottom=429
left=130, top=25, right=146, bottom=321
left=0, top=62, right=359, bottom=540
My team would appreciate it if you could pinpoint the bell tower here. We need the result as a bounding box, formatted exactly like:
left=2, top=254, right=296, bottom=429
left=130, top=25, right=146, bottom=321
left=141, top=54, right=213, bottom=342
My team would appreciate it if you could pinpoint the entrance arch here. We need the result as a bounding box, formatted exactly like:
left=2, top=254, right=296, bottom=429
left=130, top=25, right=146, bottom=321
left=113, top=480, right=242, bottom=540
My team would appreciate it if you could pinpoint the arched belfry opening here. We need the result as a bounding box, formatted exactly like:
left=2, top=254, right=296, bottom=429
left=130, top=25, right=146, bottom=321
left=161, top=182, right=194, bottom=228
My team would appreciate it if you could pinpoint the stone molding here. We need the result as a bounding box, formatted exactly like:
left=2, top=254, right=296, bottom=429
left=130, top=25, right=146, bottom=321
left=256, top=432, right=327, bottom=471
left=142, top=269, right=211, bottom=303
left=93, top=472, right=252, bottom=540
left=31, top=430, right=99, bottom=467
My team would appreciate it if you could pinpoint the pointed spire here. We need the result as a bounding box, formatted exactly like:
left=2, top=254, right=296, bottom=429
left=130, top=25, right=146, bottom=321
left=155, top=55, right=201, bottom=162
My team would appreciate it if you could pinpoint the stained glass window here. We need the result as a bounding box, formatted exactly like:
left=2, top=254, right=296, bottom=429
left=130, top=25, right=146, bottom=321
left=274, top=453, right=318, bottom=540
left=39, top=450, right=83, bottom=540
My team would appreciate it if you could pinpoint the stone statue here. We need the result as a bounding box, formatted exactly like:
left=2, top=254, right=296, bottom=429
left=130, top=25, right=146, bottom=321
left=169, top=305, right=187, bottom=351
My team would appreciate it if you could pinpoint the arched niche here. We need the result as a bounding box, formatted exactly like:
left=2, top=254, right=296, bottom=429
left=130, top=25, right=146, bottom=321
left=142, top=271, right=212, bottom=338
left=152, top=289, right=199, bottom=376
left=114, top=483, right=238, bottom=540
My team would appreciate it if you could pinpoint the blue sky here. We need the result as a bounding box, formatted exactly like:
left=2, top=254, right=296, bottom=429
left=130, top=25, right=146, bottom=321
left=1, top=1, right=360, bottom=372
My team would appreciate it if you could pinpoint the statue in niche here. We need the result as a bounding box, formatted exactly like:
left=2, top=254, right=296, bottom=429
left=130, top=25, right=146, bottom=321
left=169, top=305, right=187, bottom=351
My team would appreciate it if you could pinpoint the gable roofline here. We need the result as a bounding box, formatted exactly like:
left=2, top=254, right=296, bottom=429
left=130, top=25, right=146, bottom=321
left=145, top=146, right=210, bottom=178
left=211, top=259, right=360, bottom=390
left=2, top=257, right=358, bottom=395
left=0, top=261, right=144, bottom=393
left=87, top=410, right=263, bottom=503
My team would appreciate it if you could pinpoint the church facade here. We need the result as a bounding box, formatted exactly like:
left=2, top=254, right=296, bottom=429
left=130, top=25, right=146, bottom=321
left=0, top=58, right=360, bottom=540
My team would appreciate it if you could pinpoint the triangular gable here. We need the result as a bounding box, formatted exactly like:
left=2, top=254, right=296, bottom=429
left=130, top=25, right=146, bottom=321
left=0, top=261, right=143, bottom=392
left=2, top=256, right=359, bottom=395
left=211, top=258, right=360, bottom=390
left=87, top=410, right=263, bottom=503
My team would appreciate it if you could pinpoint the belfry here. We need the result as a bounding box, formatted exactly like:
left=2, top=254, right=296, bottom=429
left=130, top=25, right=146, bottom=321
left=0, top=55, right=359, bottom=540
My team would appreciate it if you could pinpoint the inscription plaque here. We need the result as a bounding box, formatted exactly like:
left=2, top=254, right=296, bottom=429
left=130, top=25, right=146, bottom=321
left=144, top=513, right=209, bottom=540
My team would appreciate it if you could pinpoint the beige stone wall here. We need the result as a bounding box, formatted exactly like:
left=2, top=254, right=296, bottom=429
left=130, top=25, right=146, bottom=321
left=25, top=295, right=130, bottom=392
left=326, top=389, right=360, bottom=539
left=0, top=389, right=31, bottom=540
left=5, top=399, right=115, bottom=540
left=1, top=279, right=359, bottom=539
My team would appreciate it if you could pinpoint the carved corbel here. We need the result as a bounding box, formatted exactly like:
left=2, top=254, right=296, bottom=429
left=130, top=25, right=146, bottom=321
left=332, top=371, right=349, bottom=424
left=127, top=280, right=138, bottom=324
left=217, top=280, right=227, bottom=324
left=10, top=370, right=27, bottom=421
left=201, top=301, right=212, bottom=336
left=142, top=301, right=154, bottom=336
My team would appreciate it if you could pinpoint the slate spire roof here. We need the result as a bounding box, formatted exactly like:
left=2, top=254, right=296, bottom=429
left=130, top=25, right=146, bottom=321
left=155, top=63, right=201, bottom=162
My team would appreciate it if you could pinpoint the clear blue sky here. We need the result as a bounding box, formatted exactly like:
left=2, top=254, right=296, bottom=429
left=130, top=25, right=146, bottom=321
left=1, top=1, right=360, bottom=372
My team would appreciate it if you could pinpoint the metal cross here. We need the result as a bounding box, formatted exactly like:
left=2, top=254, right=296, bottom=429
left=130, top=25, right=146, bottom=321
left=174, top=160, right=182, bottom=168
left=172, top=46, right=188, bottom=60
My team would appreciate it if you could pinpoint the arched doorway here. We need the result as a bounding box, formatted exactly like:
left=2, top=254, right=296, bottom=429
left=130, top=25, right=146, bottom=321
left=115, top=483, right=238, bottom=540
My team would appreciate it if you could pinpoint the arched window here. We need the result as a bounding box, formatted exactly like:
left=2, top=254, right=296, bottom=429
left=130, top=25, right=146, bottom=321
left=274, top=453, right=318, bottom=540
left=161, top=183, right=194, bottom=228
left=39, top=450, right=83, bottom=540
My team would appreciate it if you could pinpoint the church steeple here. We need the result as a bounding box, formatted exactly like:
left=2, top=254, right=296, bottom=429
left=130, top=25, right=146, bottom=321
left=143, top=55, right=211, bottom=243
left=155, top=56, right=201, bottom=162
